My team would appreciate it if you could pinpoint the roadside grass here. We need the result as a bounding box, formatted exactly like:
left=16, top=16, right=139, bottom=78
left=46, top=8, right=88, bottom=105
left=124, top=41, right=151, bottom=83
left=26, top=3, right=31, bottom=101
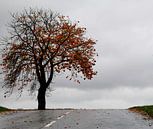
left=0, top=106, right=10, bottom=112
left=129, top=105, right=153, bottom=118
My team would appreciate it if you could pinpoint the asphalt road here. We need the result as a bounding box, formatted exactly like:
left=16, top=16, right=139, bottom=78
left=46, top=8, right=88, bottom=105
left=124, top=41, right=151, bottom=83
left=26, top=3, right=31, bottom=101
left=0, top=109, right=153, bottom=129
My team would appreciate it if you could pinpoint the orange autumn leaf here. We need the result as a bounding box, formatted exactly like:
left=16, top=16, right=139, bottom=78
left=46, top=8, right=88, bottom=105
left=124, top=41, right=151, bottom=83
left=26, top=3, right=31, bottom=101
left=1, top=9, right=97, bottom=109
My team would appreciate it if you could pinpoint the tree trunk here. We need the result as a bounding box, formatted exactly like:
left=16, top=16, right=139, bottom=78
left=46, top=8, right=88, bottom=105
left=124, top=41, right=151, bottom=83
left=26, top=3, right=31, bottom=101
left=37, top=65, right=54, bottom=110
left=38, top=86, right=46, bottom=110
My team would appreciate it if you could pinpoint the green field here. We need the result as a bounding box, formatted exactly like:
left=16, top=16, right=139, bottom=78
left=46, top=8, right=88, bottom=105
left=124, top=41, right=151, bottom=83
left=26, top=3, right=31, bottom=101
left=0, top=106, right=10, bottom=112
left=129, top=105, right=153, bottom=118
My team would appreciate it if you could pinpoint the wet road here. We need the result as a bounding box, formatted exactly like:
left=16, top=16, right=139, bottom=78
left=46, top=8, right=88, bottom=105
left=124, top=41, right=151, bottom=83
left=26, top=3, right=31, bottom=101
left=0, top=109, right=153, bottom=129
left=0, top=109, right=72, bottom=129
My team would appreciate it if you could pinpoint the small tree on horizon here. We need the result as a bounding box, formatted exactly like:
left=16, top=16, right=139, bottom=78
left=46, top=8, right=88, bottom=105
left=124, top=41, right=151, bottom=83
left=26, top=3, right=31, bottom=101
left=1, top=9, right=97, bottom=110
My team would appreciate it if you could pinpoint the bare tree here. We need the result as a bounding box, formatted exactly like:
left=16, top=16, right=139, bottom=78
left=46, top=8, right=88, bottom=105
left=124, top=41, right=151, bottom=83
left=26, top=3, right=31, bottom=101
left=1, top=9, right=97, bottom=110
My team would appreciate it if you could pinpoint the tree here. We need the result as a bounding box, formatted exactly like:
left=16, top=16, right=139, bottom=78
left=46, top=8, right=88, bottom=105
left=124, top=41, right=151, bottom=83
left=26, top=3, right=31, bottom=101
left=1, top=9, right=97, bottom=110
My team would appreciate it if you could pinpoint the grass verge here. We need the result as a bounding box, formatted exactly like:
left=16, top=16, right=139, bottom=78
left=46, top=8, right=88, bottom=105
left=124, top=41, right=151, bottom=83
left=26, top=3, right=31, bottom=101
left=0, top=106, right=10, bottom=113
left=129, top=105, right=153, bottom=119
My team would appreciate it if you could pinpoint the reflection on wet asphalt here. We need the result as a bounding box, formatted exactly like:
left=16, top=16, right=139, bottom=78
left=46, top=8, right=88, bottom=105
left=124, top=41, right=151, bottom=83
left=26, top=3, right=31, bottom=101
left=0, top=109, right=153, bottom=129
left=0, top=110, right=71, bottom=129
left=45, top=109, right=153, bottom=129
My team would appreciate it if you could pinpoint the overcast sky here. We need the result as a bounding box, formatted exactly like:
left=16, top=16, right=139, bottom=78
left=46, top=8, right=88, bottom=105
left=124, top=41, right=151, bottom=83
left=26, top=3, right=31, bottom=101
left=1, top=0, right=153, bottom=109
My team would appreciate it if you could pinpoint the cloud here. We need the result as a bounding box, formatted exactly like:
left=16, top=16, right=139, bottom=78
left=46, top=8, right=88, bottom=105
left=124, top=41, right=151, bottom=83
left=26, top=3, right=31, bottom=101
left=1, top=0, right=153, bottom=109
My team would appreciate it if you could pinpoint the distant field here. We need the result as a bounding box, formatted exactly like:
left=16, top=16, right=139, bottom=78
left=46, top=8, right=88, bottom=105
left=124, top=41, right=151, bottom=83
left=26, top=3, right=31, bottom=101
left=129, top=105, right=153, bottom=118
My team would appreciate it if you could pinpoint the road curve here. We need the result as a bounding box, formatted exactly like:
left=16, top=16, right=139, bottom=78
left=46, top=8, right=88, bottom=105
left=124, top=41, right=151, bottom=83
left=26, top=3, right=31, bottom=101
left=0, top=109, right=153, bottom=129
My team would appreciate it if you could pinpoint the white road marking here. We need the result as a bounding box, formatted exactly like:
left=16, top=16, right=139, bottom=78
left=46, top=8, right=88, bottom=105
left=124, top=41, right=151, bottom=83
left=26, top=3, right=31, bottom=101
left=44, top=120, right=56, bottom=127
left=57, top=115, right=64, bottom=120
left=44, top=110, right=73, bottom=128
left=57, top=111, right=72, bottom=120
left=65, top=111, right=70, bottom=115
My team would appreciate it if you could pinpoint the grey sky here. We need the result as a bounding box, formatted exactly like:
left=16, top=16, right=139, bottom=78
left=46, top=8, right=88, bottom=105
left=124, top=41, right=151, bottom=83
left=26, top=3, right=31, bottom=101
left=1, top=0, right=153, bottom=109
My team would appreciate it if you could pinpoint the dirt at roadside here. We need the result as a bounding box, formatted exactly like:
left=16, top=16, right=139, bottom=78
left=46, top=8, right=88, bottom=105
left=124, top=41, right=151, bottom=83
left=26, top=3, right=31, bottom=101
left=0, top=110, right=18, bottom=116
left=129, top=107, right=151, bottom=120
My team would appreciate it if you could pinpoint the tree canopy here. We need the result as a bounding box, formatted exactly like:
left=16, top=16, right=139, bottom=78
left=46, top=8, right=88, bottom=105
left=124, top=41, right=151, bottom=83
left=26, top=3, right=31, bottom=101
left=1, top=9, right=97, bottom=109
